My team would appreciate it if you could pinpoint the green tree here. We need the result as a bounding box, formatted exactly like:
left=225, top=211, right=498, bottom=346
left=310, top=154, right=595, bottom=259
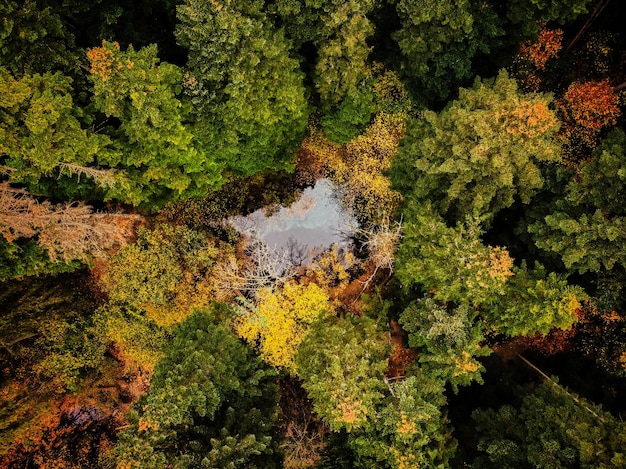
left=110, top=309, right=280, bottom=469
left=346, top=373, right=457, bottom=469
left=472, top=381, right=626, bottom=468
left=271, top=0, right=376, bottom=108
left=484, top=261, right=586, bottom=336
left=504, top=0, right=592, bottom=37
left=295, top=315, right=390, bottom=432
left=88, top=41, right=222, bottom=207
left=395, top=202, right=514, bottom=306
left=100, top=224, right=232, bottom=327
left=528, top=129, right=626, bottom=274
left=400, top=297, right=490, bottom=391
left=0, top=1, right=82, bottom=76
left=392, top=0, right=503, bottom=101
left=391, top=70, right=561, bottom=223
left=175, top=0, right=309, bottom=177
left=0, top=66, right=110, bottom=197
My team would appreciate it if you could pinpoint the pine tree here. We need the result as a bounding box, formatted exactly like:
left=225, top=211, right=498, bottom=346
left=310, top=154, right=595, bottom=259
left=111, top=309, right=281, bottom=468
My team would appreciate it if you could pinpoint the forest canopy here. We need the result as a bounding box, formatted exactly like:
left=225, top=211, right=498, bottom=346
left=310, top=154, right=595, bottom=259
left=1, top=0, right=626, bottom=468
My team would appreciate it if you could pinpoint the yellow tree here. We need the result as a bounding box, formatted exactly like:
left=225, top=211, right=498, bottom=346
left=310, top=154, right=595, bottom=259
left=235, top=280, right=334, bottom=372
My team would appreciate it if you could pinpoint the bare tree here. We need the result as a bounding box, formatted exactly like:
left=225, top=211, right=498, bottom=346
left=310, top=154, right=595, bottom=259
left=0, top=183, right=143, bottom=263
left=357, top=216, right=403, bottom=289
left=214, top=233, right=298, bottom=298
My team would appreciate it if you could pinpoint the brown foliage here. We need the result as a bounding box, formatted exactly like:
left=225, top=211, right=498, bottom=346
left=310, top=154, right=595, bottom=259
left=0, top=183, right=143, bottom=263
left=557, top=79, right=621, bottom=151
left=518, top=26, right=564, bottom=71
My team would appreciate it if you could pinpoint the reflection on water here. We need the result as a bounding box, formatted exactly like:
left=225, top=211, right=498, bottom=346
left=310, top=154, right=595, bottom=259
left=229, top=179, right=356, bottom=264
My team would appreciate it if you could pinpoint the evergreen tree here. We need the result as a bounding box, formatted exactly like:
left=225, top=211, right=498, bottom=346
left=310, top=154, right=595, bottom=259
left=391, top=70, right=561, bottom=224
left=473, top=381, right=626, bottom=468
left=527, top=129, right=626, bottom=274
left=295, top=315, right=390, bottom=432
left=175, top=0, right=309, bottom=177
left=392, top=0, right=503, bottom=101
left=88, top=41, right=222, bottom=208
left=111, top=309, right=281, bottom=468
left=271, top=0, right=376, bottom=109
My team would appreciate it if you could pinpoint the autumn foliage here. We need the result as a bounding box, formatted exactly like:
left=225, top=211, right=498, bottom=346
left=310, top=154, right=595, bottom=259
left=558, top=79, right=621, bottom=150
left=518, top=26, right=563, bottom=71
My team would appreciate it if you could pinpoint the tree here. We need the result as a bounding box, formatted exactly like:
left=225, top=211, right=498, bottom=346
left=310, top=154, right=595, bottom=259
left=400, top=297, right=490, bottom=391
left=527, top=129, right=626, bottom=274
left=295, top=315, right=390, bottom=432
left=504, top=0, right=593, bottom=37
left=175, top=0, right=309, bottom=177
left=270, top=0, right=376, bottom=109
left=391, top=70, right=561, bottom=224
left=396, top=202, right=514, bottom=307
left=0, top=1, right=82, bottom=76
left=346, top=373, right=457, bottom=469
left=0, top=183, right=140, bottom=264
left=100, top=224, right=234, bottom=327
left=472, top=381, right=626, bottom=468
left=484, top=261, right=586, bottom=336
left=110, top=309, right=281, bottom=468
left=557, top=79, right=621, bottom=152
left=0, top=66, right=112, bottom=198
left=235, top=280, right=334, bottom=372
left=392, top=0, right=503, bottom=101
left=88, top=41, right=222, bottom=208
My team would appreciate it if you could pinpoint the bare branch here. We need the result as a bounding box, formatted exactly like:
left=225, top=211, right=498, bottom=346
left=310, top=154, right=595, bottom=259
left=57, top=163, right=118, bottom=189
left=0, top=182, right=143, bottom=263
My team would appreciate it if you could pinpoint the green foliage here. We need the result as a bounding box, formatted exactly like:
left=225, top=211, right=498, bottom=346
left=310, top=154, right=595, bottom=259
left=295, top=315, right=390, bottom=432
left=0, top=236, right=79, bottom=281
left=0, top=67, right=109, bottom=194
left=0, top=1, right=82, bottom=76
left=347, top=372, right=456, bottom=469
left=0, top=272, right=102, bottom=393
left=392, top=70, right=560, bottom=223
left=101, top=224, right=229, bottom=326
left=175, top=0, right=309, bottom=178
left=504, top=0, right=592, bottom=37
left=92, top=304, right=167, bottom=370
left=486, top=261, right=586, bottom=336
left=88, top=41, right=222, bottom=208
left=321, top=87, right=376, bottom=145
left=400, top=297, right=490, bottom=391
left=472, top=381, right=626, bottom=468
left=272, top=0, right=376, bottom=108
left=392, top=0, right=503, bottom=101
left=528, top=129, right=626, bottom=274
left=396, top=202, right=514, bottom=306
left=111, top=309, right=280, bottom=469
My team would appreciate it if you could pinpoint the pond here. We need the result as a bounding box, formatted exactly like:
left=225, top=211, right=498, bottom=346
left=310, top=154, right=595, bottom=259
left=228, top=179, right=357, bottom=264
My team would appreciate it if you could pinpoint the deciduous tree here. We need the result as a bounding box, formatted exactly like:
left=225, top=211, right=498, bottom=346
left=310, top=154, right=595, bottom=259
left=235, top=280, right=334, bottom=372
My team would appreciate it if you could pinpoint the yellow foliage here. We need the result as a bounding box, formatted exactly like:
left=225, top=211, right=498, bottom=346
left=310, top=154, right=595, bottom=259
left=306, top=244, right=359, bottom=291
left=452, top=350, right=481, bottom=378
left=304, top=113, right=405, bottom=224
left=558, top=293, right=582, bottom=323
left=332, top=395, right=368, bottom=427
left=396, top=413, right=417, bottom=437
left=235, top=281, right=334, bottom=372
